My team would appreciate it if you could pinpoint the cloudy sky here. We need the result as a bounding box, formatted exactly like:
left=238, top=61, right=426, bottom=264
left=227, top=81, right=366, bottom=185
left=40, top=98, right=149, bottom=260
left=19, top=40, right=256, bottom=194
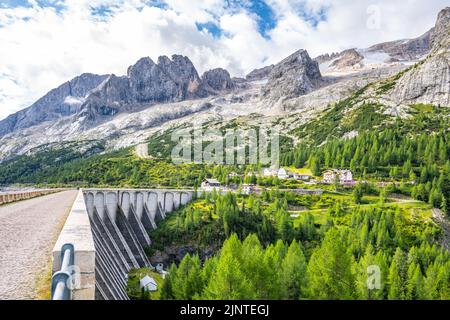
left=0, top=0, right=447, bottom=120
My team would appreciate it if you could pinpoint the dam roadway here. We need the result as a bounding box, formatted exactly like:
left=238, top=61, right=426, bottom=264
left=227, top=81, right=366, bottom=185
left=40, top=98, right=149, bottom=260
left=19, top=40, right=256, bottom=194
left=0, top=190, right=77, bottom=299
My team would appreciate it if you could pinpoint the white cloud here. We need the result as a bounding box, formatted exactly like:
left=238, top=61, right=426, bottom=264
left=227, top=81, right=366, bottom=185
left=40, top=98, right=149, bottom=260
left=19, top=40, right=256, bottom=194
left=0, top=0, right=448, bottom=120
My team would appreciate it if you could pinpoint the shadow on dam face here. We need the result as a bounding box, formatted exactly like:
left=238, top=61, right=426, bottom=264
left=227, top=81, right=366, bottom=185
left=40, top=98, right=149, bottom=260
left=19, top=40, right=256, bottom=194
left=52, top=188, right=195, bottom=300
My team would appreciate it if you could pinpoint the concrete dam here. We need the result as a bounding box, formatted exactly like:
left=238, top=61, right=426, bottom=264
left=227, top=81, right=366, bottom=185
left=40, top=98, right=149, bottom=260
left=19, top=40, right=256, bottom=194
left=51, top=189, right=195, bottom=300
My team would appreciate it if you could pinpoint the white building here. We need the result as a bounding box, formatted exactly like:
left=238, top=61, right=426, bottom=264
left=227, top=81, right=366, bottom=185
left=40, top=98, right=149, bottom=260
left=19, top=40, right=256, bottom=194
left=228, top=172, right=241, bottom=178
left=262, top=167, right=289, bottom=179
left=277, top=168, right=288, bottom=179
left=293, top=174, right=311, bottom=181
left=200, top=178, right=221, bottom=191
left=140, top=275, right=157, bottom=292
left=242, top=184, right=255, bottom=195
left=262, top=168, right=277, bottom=177
left=322, top=170, right=353, bottom=184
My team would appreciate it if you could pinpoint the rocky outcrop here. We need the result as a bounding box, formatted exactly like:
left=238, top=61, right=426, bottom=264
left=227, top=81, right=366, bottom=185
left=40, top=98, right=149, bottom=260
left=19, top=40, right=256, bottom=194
left=430, top=7, right=450, bottom=53
left=78, top=75, right=130, bottom=121
left=367, top=30, right=431, bottom=61
left=125, top=55, right=205, bottom=103
left=78, top=55, right=212, bottom=124
left=201, top=68, right=235, bottom=92
left=246, top=65, right=274, bottom=81
left=262, top=50, right=323, bottom=100
left=0, top=73, right=108, bottom=136
left=391, top=7, right=450, bottom=107
left=314, top=52, right=340, bottom=64
left=391, top=54, right=450, bottom=106
left=329, top=49, right=364, bottom=69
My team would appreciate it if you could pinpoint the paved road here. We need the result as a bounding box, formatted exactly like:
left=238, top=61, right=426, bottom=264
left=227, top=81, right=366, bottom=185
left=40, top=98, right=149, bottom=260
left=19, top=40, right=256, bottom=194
left=0, top=190, right=77, bottom=300
left=135, top=143, right=151, bottom=159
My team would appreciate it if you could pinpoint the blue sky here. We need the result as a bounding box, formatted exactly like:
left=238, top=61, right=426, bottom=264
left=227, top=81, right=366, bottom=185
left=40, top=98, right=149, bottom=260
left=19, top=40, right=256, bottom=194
left=0, top=0, right=327, bottom=39
left=1, top=0, right=64, bottom=11
left=0, top=0, right=448, bottom=119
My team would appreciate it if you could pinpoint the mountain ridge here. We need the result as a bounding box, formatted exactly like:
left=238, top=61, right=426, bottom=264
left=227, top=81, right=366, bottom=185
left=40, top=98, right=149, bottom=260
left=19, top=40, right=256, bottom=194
left=0, top=7, right=448, bottom=162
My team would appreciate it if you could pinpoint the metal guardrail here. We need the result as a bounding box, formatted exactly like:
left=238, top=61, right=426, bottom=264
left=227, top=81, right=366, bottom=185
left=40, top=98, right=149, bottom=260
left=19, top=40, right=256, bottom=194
left=51, top=243, right=75, bottom=300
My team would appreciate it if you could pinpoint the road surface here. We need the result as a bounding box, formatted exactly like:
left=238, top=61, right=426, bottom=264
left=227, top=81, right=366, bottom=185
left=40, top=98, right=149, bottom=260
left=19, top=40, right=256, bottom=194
left=135, top=143, right=151, bottom=159
left=0, top=190, right=77, bottom=300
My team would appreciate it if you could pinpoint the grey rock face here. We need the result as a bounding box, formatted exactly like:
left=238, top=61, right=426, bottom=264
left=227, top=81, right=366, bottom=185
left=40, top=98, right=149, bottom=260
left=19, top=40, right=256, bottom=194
left=329, top=49, right=364, bottom=69
left=392, top=53, right=450, bottom=106
left=246, top=65, right=274, bottom=81
left=201, top=68, right=235, bottom=92
left=0, top=73, right=108, bottom=136
left=314, top=52, right=340, bottom=64
left=391, top=7, right=450, bottom=107
left=73, top=55, right=210, bottom=127
left=430, top=7, right=450, bottom=53
left=262, top=50, right=323, bottom=100
left=367, top=30, right=431, bottom=61
left=127, top=55, right=205, bottom=103
left=79, top=55, right=211, bottom=124
left=79, top=75, right=130, bottom=121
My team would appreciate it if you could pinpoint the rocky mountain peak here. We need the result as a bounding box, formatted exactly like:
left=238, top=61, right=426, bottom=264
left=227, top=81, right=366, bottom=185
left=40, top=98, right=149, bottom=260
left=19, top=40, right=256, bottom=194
left=366, top=30, right=431, bottom=62
left=127, top=57, right=155, bottom=77
left=0, top=73, right=108, bottom=136
left=262, top=49, right=323, bottom=100
left=430, top=7, right=450, bottom=52
left=245, top=65, right=274, bottom=81
left=314, top=52, right=340, bottom=64
left=78, top=54, right=219, bottom=125
left=390, top=7, right=450, bottom=107
left=329, top=49, right=364, bottom=69
left=201, top=68, right=235, bottom=92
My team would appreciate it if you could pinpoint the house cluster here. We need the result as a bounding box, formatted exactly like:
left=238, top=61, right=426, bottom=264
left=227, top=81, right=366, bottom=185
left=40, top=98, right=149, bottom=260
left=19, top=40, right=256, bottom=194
left=322, top=169, right=355, bottom=186
left=260, top=168, right=312, bottom=181
left=201, top=169, right=356, bottom=192
left=261, top=168, right=288, bottom=179
left=200, top=179, right=260, bottom=195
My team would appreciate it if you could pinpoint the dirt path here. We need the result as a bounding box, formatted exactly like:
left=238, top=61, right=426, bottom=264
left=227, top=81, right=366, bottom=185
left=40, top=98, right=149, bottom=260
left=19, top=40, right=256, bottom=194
left=0, top=190, right=77, bottom=300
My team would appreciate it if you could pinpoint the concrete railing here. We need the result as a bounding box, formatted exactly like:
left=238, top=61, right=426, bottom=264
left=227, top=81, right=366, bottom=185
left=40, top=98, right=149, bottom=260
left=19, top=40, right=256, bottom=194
left=51, top=188, right=196, bottom=300
left=52, top=190, right=96, bottom=300
left=0, top=189, right=60, bottom=205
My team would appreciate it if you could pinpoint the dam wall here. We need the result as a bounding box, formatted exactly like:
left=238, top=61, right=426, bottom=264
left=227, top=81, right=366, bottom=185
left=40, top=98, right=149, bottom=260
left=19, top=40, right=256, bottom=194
left=52, top=188, right=195, bottom=300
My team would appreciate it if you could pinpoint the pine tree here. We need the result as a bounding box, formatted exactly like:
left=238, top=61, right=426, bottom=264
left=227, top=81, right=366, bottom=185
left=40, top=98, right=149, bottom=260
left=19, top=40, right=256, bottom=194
left=353, top=184, right=364, bottom=204
left=263, top=240, right=287, bottom=299
left=307, top=229, right=355, bottom=299
left=280, top=241, right=307, bottom=299
left=440, top=195, right=448, bottom=214
left=204, top=251, right=255, bottom=299
left=387, top=248, right=407, bottom=299
left=355, top=245, right=384, bottom=300
left=241, top=234, right=271, bottom=299
left=160, top=264, right=177, bottom=300
left=172, top=254, right=203, bottom=299
left=278, top=212, right=294, bottom=243
left=406, top=263, right=424, bottom=300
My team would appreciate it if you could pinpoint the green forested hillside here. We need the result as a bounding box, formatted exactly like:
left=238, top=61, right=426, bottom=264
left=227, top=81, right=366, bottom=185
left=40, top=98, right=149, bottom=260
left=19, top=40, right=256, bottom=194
left=153, top=192, right=449, bottom=300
